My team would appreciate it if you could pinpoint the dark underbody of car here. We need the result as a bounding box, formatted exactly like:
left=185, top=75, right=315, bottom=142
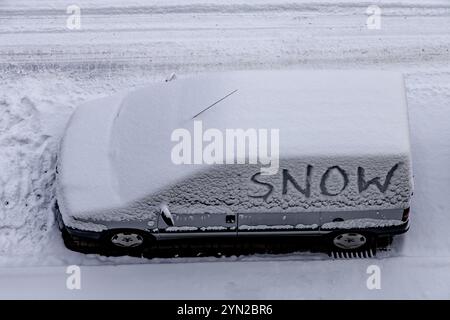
left=55, top=203, right=408, bottom=259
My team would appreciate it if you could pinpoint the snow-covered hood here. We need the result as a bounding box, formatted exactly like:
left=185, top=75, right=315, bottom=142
left=57, top=70, right=413, bottom=221
left=56, top=92, right=127, bottom=221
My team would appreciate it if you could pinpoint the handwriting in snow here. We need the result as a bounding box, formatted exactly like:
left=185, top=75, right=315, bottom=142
left=249, top=163, right=400, bottom=201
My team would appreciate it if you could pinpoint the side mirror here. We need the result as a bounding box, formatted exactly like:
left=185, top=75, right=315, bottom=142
left=160, top=205, right=174, bottom=227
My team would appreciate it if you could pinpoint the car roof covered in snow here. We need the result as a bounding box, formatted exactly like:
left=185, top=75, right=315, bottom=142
left=57, top=70, right=411, bottom=217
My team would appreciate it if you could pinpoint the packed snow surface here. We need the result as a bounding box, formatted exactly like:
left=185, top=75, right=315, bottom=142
left=0, top=0, right=450, bottom=299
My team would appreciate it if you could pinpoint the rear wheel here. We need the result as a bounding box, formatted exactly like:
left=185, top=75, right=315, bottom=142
left=328, top=231, right=376, bottom=257
left=332, top=232, right=368, bottom=250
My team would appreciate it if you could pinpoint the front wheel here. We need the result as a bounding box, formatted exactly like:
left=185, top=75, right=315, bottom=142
left=103, top=229, right=153, bottom=256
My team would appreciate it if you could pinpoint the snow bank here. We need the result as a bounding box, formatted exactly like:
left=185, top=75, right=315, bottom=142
left=57, top=70, right=413, bottom=227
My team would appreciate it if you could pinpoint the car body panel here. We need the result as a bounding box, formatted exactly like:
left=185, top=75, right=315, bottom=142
left=156, top=212, right=238, bottom=240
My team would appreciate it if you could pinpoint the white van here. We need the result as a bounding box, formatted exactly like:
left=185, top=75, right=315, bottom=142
left=55, top=70, right=413, bottom=254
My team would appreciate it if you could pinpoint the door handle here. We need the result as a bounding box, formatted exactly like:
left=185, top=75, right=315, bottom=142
left=225, top=214, right=235, bottom=224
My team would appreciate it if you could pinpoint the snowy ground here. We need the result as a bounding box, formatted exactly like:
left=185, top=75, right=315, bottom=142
left=0, top=0, right=450, bottom=298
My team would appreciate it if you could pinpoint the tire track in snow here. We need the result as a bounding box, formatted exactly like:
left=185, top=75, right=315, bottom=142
left=1, top=1, right=450, bottom=71
left=2, top=1, right=450, bottom=15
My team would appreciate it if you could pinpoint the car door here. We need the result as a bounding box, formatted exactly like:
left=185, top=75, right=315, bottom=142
left=157, top=210, right=238, bottom=240
left=237, top=211, right=320, bottom=236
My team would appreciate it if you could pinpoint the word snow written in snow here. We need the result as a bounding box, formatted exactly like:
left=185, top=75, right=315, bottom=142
left=249, top=163, right=402, bottom=201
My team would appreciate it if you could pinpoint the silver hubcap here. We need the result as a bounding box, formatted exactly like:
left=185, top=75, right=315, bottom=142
left=111, top=232, right=144, bottom=248
left=333, top=233, right=367, bottom=250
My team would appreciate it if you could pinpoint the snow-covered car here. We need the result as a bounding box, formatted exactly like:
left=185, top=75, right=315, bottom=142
left=55, top=70, right=413, bottom=254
